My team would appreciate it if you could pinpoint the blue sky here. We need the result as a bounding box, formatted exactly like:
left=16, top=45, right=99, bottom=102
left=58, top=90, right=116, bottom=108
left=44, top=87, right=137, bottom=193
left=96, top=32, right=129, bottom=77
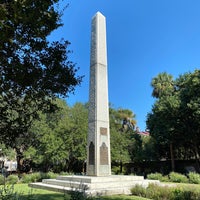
left=49, top=0, right=200, bottom=131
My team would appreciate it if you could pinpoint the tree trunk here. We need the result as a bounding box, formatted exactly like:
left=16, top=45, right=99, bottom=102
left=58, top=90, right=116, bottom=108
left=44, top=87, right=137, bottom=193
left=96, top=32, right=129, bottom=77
left=170, top=142, right=175, bottom=171
left=194, top=143, right=200, bottom=172
left=15, top=148, right=23, bottom=173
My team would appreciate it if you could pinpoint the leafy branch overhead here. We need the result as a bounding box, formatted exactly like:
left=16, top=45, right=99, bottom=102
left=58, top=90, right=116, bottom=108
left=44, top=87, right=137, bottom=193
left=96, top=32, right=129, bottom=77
left=0, top=1, right=82, bottom=148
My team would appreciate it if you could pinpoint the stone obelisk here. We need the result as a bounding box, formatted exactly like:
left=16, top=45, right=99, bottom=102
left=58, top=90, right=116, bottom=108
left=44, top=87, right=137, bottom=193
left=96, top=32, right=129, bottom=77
left=87, top=12, right=111, bottom=176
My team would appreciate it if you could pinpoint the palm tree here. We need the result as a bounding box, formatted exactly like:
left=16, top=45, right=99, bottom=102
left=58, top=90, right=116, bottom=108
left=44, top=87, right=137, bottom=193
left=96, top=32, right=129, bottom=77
left=151, top=72, right=176, bottom=171
left=151, top=72, right=174, bottom=98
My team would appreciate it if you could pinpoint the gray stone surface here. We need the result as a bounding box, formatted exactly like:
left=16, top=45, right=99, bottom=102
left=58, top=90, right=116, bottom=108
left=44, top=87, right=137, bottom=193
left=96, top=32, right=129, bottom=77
left=87, top=11, right=111, bottom=176
left=29, top=175, right=160, bottom=196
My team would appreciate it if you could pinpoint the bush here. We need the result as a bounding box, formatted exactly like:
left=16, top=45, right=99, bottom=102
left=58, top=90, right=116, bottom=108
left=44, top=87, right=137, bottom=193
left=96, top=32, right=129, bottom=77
left=172, top=188, right=193, bottom=200
left=146, top=183, right=173, bottom=200
left=131, top=183, right=200, bottom=200
left=147, top=172, right=163, bottom=181
left=7, top=175, right=19, bottom=184
left=188, top=172, right=200, bottom=184
left=130, top=184, right=147, bottom=197
left=20, top=172, right=41, bottom=183
left=169, top=172, right=188, bottom=183
left=0, top=175, right=5, bottom=185
left=161, top=175, right=170, bottom=182
left=20, top=172, right=58, bottom=184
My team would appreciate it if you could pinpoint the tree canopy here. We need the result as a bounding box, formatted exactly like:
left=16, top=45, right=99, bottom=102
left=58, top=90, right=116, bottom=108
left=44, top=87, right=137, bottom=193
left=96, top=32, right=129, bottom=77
left=147, top=70, right=200, bottom=171
left=0, top=1, right=82, bottom=147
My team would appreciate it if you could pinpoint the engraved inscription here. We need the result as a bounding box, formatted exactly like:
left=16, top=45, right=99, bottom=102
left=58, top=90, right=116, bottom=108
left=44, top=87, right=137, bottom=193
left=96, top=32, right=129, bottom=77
left=89, top=142, right=95, bottom=165
left=100, top=142, right=108, bottom=165
left=100, top=127, right=107, bottom=135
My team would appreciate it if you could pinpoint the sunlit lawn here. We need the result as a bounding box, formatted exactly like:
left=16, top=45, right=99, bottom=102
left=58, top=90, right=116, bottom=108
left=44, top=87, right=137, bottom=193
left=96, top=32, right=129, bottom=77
left=6, top=184, right=150, bottom=200
left=2, top=182, right=200, bottom=200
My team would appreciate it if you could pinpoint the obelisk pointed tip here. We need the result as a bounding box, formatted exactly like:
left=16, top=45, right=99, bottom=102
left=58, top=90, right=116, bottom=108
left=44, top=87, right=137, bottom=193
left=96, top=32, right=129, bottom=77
left=93, top=11, right=105, bottom=19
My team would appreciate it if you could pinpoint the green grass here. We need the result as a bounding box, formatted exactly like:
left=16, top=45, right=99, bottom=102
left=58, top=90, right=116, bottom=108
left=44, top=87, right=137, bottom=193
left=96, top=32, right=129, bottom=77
left=3, top=183, right=200, bottom=200
left=2, top=184, right=150, bottom=200
left=2, top=184, right=68, bottom=200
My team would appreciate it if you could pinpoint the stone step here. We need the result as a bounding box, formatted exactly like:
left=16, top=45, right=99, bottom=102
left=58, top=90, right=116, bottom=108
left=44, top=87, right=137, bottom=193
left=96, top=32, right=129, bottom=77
left=56, top=175, right=144, bottom=183
left=29, top=180, right=158, bottom=196
left=29, top=175, right=160, bottom=196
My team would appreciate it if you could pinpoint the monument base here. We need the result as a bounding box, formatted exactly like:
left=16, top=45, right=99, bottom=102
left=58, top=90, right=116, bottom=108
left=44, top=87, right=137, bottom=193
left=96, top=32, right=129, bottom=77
left=29, top=175, right=160, bottom=196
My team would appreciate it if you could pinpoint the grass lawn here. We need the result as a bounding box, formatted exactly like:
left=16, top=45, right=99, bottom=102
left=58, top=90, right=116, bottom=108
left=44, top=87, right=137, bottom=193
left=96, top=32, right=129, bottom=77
left=3, top=184, right=150, bottom=200
left=2, top=182, right=200, bottom=199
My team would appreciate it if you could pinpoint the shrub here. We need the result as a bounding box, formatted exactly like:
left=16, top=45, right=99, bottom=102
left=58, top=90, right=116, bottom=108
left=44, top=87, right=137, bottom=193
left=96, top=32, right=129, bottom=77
left=7, top=175, right=19, bottom=184
left=20, top=172, right=41, bottom=183
left=131, top=183, right=200, bottom=200
left=172, top=188, right=193, bottom=200
left=46, top=171, right=58, bottom=179
left=169, top=172, right=188, bottom=183
left=20, top=172, right=58, bottom=184
left=130, top=184, right=147, bottom=197
left=0, top=175, right=5, bottom=185
left=146, top=183, right=172, bottom=200
left=147, top=172, right=163, bottom=181
left=161, top=175, right=170, bottom=182
left=188, top=172, right=200, bottom=184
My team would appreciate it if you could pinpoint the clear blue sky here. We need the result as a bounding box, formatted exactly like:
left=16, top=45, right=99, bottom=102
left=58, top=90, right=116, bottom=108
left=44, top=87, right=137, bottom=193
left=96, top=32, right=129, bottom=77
left=49, top=0, right=200, bottom=131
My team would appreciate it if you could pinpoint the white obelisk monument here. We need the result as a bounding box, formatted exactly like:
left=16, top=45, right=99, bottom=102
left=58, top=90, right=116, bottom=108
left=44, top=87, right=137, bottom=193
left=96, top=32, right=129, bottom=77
left=29, top=12, right=156, bottom=195
left=87, top=12, right=111, bottom=176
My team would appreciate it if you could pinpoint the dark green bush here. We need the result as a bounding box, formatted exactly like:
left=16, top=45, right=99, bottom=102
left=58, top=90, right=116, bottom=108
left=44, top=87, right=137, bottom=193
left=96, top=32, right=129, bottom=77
left=169, top=172, right=188, bottom=183
left=188, top=172, right=200, bottom=184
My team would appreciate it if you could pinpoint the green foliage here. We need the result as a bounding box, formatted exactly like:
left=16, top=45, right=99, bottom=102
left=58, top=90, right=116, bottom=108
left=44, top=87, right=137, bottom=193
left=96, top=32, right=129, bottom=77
left=147, top=173, right=163, bottom=180
left=25, top=100, right=88, bottom=173
left=7, top=175, right=19, bottom=185
left=0, top=184, right=24, bottom=200
left=161, top=175, right=170, bottom=182
left=130, top=184, right=147, bottom=197
left=188, top=172, right=200, bottom=184
left=131, top=183, right=200, bottom=200
left=40, top=172, right=58, bottom=179
left=20, top=173, right=41, bottom=184
left=146, top=183, right=172, bottom=200
left=20, top=172, right=58, bottom=184
left=169, top=172, right=188, bottom=183
left=147, top=70, right=200, bottom=168
left=0, top=0, right=82, bottom=173
left=0, top=175, right=5, bottom=185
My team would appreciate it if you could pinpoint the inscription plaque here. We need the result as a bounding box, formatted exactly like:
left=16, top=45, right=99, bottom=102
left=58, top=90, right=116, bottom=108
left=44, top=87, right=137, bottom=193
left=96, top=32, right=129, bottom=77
left=100, top=142, right=108, bottom=165
left=100, top=127, right=107, bottom=135
left=89, top=142, right=95, bottom=165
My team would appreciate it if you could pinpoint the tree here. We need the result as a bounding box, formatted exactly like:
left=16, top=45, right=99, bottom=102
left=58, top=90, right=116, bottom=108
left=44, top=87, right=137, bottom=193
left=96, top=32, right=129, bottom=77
left=176, top=70, right=200, bottom=170
left=151, top=72, right=174, bottom=98
left=147, top=70, right=200, bottom=172
left=24, top=100, right=88, bottom=173
left=109, top=106, right=136, bottom=173
left=0, top=0, right=82, bottom=169
left=148, top=72, right=179, bottom=171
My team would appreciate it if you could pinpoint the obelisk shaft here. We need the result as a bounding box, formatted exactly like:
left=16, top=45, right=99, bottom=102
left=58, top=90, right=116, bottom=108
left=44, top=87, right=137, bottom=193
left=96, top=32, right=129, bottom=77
left=87, top=12, right=111, bottom=176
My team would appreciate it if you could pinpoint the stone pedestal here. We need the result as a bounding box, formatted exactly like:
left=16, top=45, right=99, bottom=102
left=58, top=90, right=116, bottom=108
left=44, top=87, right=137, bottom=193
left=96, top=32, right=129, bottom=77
left=29, top=175, right=160, bottom=196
